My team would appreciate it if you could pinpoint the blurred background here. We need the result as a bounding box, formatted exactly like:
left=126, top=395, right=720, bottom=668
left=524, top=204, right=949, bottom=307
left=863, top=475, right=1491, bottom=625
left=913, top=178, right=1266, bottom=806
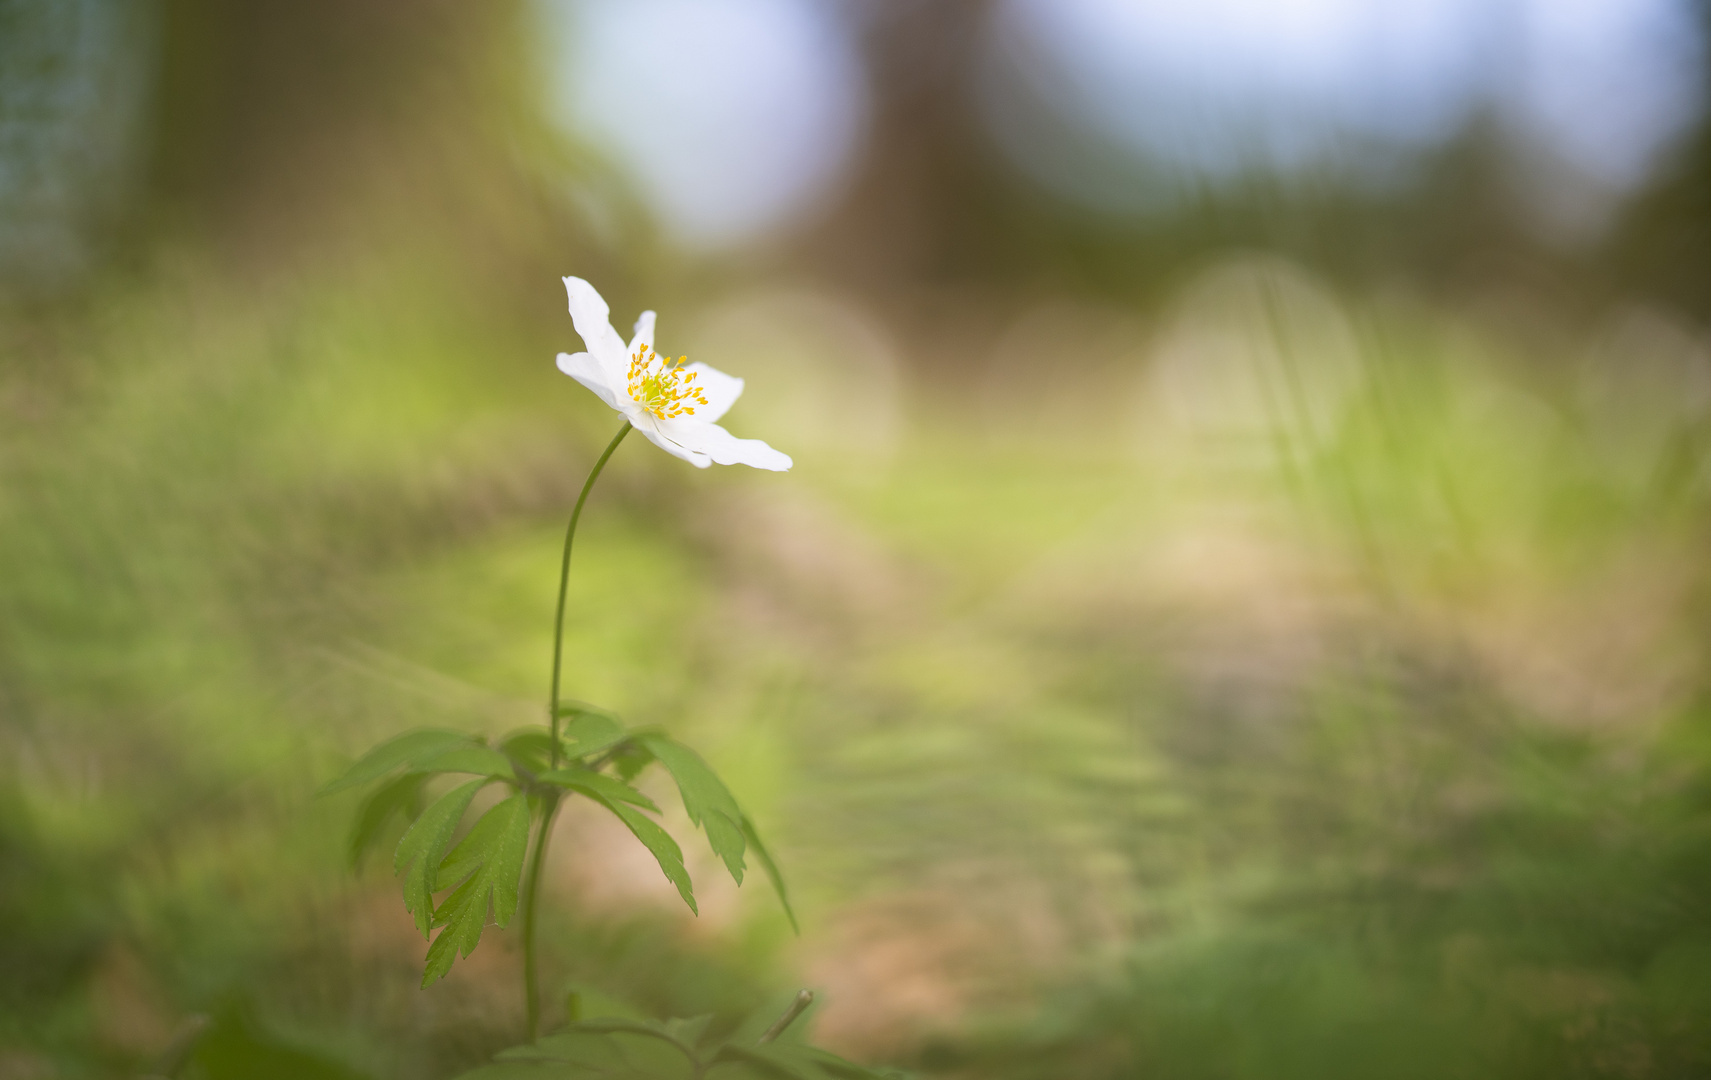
left=5, top=0, right=1711, bottom=1076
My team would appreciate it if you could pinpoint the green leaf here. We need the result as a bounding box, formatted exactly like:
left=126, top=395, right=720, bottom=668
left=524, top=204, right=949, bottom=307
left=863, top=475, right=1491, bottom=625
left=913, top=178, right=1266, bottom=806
left=740, top=814, right=798, bottom=933
left=448, top=1066, right=570, bottom=1080
left=554, top=1018, right=696, bottom=1054
left=663, top=1014, right=714, bottom=1050
left=413, top=744, right=516, bottom=780
left=546, top=1017, right=674, bottom=1039
left=394, top=777, right=486, bottom=936
left=554, top=700, right=620, bottom=721
left=611, top=1037, right=697, bottom=1079
left=498, top=1030, right=631, bottom=1069
left=539, top=769, right=660, bottom=812
left=581, top=791, right=697, bottom=914
left=560, top=711, right=629, bottom=759
left=347, top=771, right=428, bottom=869
left=637, top=736, right=747, bottom=884
left=516, top=1019, right=698, bottom=1077
left=435, top=791, right=530, bottom=894
left=711, top=1044, right=819, bottom=1080
left=612, top=741, right=656, bottom=782
left=453, top=1064, right=618, bottom=1080
left=422, top=792, right=532, bottom=986
left=499, top=728, right=555, bottom=774
left=463, top=1015, right=907, bottom=1080
left=804, top=1048, right=912, bottom=1080
left=712, top=1044, right=903, bottom=1080
left=320, top=729, right=473, bottom=796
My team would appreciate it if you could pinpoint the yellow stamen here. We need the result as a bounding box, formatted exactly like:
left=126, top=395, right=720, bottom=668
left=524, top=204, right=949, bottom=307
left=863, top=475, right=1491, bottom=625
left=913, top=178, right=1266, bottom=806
left=627, top=345, right=710, bottom=420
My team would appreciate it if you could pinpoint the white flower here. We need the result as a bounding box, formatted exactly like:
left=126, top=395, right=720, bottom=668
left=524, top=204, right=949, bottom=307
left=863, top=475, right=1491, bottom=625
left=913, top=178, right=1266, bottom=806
left=555, top=277, right=792, bottom=471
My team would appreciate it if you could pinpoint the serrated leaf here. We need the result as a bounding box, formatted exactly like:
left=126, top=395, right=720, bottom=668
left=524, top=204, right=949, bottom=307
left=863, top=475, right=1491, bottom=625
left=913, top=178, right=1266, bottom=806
left=320, top=729, right=474, bottom=796
left=424, top=804, right=530, bottom=985
left=637, top=736, right=746, bottom=884
left=348, top=771, right=428, bottom=869
left=421, top=792, right=532, bottom=986
left=395, top=778, right=486, bottom=936
left=581, top=792, right=697, bottom=914
left=539, top=769, right=659, bottom=812
left=740, top=813, right=798, bottom=933
left=435, top=791, right=531, bottom=899
left=413, top=744, right=516, bottom=780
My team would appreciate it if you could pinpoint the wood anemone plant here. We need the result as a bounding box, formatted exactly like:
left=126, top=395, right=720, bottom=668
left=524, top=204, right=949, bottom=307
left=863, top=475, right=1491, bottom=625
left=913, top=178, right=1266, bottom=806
left=316, top=280, right=903, bottom=1077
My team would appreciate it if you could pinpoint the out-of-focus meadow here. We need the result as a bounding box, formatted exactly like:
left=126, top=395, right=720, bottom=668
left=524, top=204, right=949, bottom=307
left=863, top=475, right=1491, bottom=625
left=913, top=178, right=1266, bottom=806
left=6, top=1, right=1711, bottom=1076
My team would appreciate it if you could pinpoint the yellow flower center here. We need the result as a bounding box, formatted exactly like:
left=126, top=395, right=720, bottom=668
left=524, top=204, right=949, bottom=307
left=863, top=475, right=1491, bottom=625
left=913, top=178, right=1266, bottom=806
left=627, top=345, right=709, bottom=419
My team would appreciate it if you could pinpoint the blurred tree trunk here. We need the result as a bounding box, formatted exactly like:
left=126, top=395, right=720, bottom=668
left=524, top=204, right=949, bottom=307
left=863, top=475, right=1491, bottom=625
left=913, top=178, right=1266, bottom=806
left=147, top=0, right=526, bottom=269
left=1606, top=0, right=1711, bottom=320
left=799, top=0, right=1001, bottom=295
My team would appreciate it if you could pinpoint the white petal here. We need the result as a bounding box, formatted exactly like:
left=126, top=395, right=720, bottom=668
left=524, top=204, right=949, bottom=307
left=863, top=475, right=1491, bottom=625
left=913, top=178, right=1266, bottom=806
left=657, top=418, right=792, bottom=471
left=633, top=413, right=713, bottom=468
left=681, top=362, right=743, bottom=424
left=556, top=351, right=620, bottom=410
left=629, top=310, right=656, bottom=356
left=563, top=277, right=631, bottom=388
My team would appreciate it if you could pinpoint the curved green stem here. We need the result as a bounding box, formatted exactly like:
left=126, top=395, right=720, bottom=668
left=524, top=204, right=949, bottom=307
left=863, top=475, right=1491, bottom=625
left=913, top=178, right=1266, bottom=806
left=524, top=419, right=631, bottom=1040
left=549, top=421, right=632, bottom=767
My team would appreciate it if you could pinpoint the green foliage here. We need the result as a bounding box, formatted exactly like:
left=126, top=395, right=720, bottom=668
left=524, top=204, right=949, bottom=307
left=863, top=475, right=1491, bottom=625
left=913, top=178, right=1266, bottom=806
left=638, top=735, right=798, bottom=931
left=453, top=1002, right=907, bottom=1080
left=347, top=771, right=429, bottom=869
left=0, top=791, right=110, bottom=1020
left=586, top=793, right=699, bottom=914
left=186, top=1003, right=373, bottom=1080
left=320, top=729, right=476, bottom=796
left=737, top=817, right=797, bottom=935
left=395, top=777, right=488, bottom=937
left=502, top=730, right=558, bottom=774
left=323, top=718, right=793, bottom=987
left=558, top=708, right=632, bottom=759
left=638, top=736, right=748, bottom=884
left=424, top=792, right=532, bottom=986
left=413, top=744, right=517, bottom=781
left=540, top=770, right=661, bottom=811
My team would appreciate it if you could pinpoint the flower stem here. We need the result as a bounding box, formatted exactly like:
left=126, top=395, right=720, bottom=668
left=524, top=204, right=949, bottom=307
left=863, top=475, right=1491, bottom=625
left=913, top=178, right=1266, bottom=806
left=759, top=990, right=815, bottom=1043
left=520, top=790, right=560, bottom=1041
left=524, top=419, right=632, bottom=1041
left=549, top=420, right=632, bottom=767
